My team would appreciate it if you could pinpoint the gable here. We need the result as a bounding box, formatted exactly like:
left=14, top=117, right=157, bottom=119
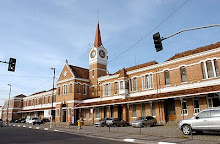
left=57, top=64, right=74, bottom=82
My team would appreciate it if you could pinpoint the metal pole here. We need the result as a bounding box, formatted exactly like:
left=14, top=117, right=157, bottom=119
left=50, top=68, right=56, bottom=129
left=162, top=24, right=220, bottom=41
left=7, top=84, right=11, bottom=126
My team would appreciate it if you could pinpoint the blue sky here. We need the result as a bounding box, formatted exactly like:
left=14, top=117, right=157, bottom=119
left=0, top=0, right=220, bottom=105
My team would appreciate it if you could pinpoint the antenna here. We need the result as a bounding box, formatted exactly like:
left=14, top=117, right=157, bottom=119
left=97, top=10, right=99, bottom=22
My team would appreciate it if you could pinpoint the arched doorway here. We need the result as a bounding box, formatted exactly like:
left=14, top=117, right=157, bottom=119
left=61, top=104, right=67, bottom=122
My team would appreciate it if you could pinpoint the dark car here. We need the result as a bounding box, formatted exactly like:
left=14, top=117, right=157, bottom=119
left=10, top=119, right=17, bottom=123
left=94, top=118, right=109, bottom=127
left=15, top=118, right=26, bottom=123
left=41, top=118, right=50, bottom=123
left=106, top=118, right=129, bottom=127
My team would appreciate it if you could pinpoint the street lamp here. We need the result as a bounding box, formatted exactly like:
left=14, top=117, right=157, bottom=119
left=50, top=68, right=56, bottom=129
left=7, top=84, right=11, bottom=125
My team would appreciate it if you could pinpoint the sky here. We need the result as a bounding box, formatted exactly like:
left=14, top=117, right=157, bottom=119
left=0, top=0, right=220, bottom=105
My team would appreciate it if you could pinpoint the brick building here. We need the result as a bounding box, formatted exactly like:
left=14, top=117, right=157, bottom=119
left=2, top=23, right=220, bottom=125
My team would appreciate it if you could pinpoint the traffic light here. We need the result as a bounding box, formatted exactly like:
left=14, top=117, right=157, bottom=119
left=153, top=32, right=163, bottom=52
left=8, top=58, right=16, bottom=72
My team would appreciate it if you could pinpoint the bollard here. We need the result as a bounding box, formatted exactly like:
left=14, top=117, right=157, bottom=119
left=140, top=127, right=141, bottom=135
left=99, top=124, right=101, bottom=132
left=108, top=123, right=110, bottom=132
left=191, top=125, right=193, bottom=139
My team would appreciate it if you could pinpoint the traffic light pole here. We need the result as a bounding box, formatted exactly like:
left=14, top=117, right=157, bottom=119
left=161, top=24, right=220, bottom=41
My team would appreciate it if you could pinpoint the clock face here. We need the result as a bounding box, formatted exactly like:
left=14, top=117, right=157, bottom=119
left=90, top=50, right=96, bottom=58
left=99, top=50, right=105, bottom=58
left=64, top=71, right=67, bottom=77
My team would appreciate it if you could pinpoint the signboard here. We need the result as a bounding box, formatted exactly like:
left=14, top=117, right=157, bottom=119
left=44, top=110, right=51, bottom=117
left=70, top=114, right=74, bottom=124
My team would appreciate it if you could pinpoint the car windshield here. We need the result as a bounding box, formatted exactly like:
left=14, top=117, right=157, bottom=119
left=32, top=118, right=39, bottom=120
left=137, top=117, right=144, bottom=120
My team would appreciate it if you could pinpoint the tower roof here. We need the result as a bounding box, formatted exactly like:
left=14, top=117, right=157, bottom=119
left=94, top=23, right=102, bottom=47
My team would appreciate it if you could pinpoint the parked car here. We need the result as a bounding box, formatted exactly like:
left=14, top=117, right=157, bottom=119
left=10, top=119, right=17, bottom=123
left=0, top=119, right=3, bottom=127
left=178, top=107, right=220, bottom=135
left=94, top=118, right=109, bottom=127
left=15, top=118, right=26, bottom=123
left=41, top=118, right=50, bottom=123
left=132, top=116, right=157, bottom=128
left=28, top=117, right=44, bottom=125
left=106, top=118, right=129, bottom=127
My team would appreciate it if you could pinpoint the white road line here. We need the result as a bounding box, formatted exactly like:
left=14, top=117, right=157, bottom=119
left=54, top=129, right=59, bottom=132
left=44, top=128, right=49, bottom=131
left=124, top=139, right=135, bottom=142
left=158, top=142, right=176, bottom=144
left=23, top=126, right=26, bottom=128
left=29, top=126, right=32, bottom=128
left=36, top=127, right=39, bottom=129
left=13, top=125, right=15, bottom=127
left=18, top=125, right=20, bottom=127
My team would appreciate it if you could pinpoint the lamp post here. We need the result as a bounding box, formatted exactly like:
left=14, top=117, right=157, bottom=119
left=50, top=68, right=56, bottom=129
left=7, top=84, right=11, bottom=125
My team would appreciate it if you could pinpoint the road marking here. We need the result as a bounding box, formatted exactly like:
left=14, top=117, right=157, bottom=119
left=13, top=125, right=15, bottom=127
left=124, top=139, right=135, bottom=142
left=44, top=128, right=49, bottom=131
left=36, top=127, right=39, bottom=129
left=158, top=142, right=176, bottom=144
left=23, top=126, right=26, bottom=128
left=18, top=125, right=20, bottom=127
left=54, top=129, right=59, bottom=132
left=29, top=126, right=32, bottom=128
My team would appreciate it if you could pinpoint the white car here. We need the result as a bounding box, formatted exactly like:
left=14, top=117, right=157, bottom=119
left=27, top=117, right=43, bottom=125
left=0, top=119, right=3, bottom=127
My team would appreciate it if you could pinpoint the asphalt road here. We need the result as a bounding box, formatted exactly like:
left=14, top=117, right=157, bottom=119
left=0, top=127, right=130, bottom=144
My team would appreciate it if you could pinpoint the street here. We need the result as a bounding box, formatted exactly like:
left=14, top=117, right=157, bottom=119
left=0, top=127, right=130, bottom=144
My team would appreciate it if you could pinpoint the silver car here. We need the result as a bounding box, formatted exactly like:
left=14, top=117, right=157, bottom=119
left=94, top=118, right=109, bottom=127
left=178, top=107, right=220, bottom=135
left=132, top=116, right=157, bottom=128
left=0, top=119, right=3, bottom=127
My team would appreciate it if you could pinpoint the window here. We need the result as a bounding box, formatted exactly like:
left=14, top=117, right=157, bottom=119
left=182, top=99, right=188, bottom=115
left=164, top=70, right=170, bottom=85
left=104, top=84, right=110, bottom=96
left=132, top=104, right=136, bottom=117
left=151, top=102, right=156, bottom=117
left=142, top=74, right=154, bottom=89
left=114, top=82, right=118, bottom=94
left=43, top=97, right=46, bottom=104
left=193, top=98, right=200, bottom=114
left=69, top=83, right=72, bottom=94
left=180, top=66, right=187, bottom=82
left=95, top=108, right=99, bottom=118
left=141, top=103, right=145, bottom=116
left=120, top=81, right=124, bottom=90
left=129, top=79, right=133, bottom=92
left=92, top=70, right=94, bottom=76
left=83, top=85, right=87, bottom=95
left=133, top=77, right=138, bottom=91
left=58, top=87, right=60, bottom=96
left=62, top=85, right=67, bottom=95
left=208, top=93, right=220, bottom=107
left=56, top=109, right=60, bottom=117
left=197, top=111, right=209, bottom=118
left=92, top=87, right=94, bottom=95
left=77, top=83, right=80, bottom=94
left=17, top=101, right=21, bottom=108
left=84, top=109, right=87, bottom=119
left=89, top=108, right=93, bottom=119
left=201, top=59, right=219, bottom=79
left=210, top=110, right=220, bottom=117
left=98, top=83, right=101, bottom=93
left=68, top=108, right=71, bottom=116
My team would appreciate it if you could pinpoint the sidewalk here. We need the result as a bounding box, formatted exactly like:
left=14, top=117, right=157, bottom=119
left=7, top=123, right=220, bottom=144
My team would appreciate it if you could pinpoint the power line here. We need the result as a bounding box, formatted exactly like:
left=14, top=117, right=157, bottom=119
left=0, top=73, right=51, bottom=78
left=108, top=0, right=189, bottom=64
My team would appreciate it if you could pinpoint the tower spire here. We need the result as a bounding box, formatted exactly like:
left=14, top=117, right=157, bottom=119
left=94, top=22, right=102, bottom=47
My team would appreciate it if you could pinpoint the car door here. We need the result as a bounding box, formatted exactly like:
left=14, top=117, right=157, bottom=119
left=208, top=110, right=220, bottom=130
left=192, top=110, right=210, bottom=130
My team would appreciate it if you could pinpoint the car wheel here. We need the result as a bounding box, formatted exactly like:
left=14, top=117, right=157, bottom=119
left=33, top=123, right=35, bottom=125
left=141, top=123, right=145, bottom=127
left=150, top=122, right=156, bottom=127
left=101, top=123, right=105, bottom=127
left=181, top=124, right=191, bottom=135
left=113, top=123, right=117, bottom=127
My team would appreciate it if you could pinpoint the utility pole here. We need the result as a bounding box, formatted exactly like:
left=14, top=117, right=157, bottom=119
left=50, top=68, right=56, bottom=129
left=7, top=84, right=11, bottom=125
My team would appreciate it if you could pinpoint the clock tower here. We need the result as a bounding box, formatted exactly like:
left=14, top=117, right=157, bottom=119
left=89, top=23, right=107, bottom=97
